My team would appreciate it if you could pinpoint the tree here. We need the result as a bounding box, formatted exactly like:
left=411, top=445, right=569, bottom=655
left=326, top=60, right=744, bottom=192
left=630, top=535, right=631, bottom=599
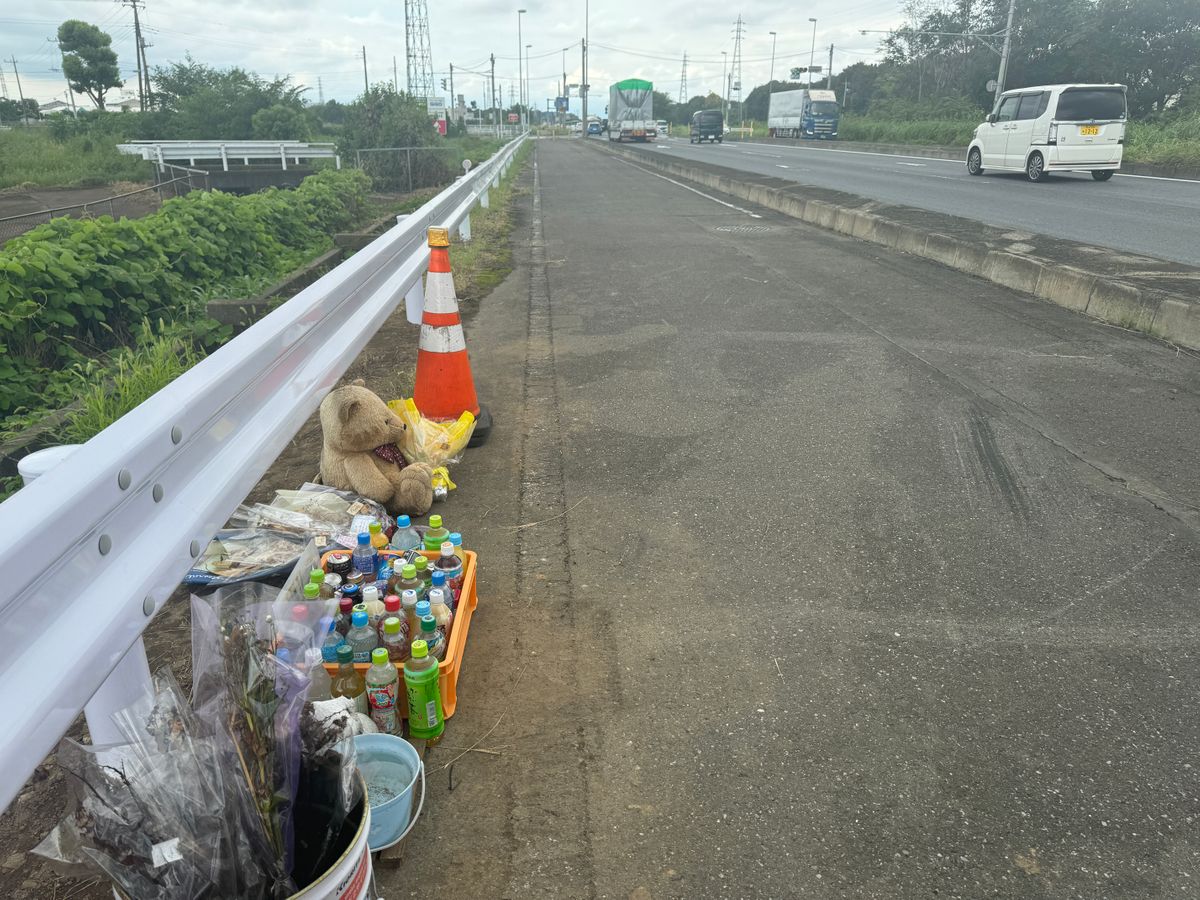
left=58, top=20, right=122, bottom=110
left=152, top=57, right=308, bottom=139
left=251, top=104, right=313, bottom=140
left=338, top=85, right=438, bottom=152
left=651, top=90, right=675, bottom=124
left=0, top=97, right=40, bottom=124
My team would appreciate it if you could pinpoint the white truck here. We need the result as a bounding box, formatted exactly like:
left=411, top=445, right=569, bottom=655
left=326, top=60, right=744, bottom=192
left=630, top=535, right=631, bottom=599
left=768, top=88, right=839, bottom=140
left=607, top=78, right=655, bottom=142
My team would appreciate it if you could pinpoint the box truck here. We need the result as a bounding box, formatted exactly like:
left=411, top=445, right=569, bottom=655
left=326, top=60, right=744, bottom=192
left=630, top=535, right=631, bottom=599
left=608, top=79, right=655, bottom=142
left=767, top=89, right=839, bottom=139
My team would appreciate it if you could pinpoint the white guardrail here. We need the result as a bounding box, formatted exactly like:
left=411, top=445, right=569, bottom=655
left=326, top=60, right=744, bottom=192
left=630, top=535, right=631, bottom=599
left=117, top=139, right=342, bottom=171
left=0, top=133, right=526, bottom=813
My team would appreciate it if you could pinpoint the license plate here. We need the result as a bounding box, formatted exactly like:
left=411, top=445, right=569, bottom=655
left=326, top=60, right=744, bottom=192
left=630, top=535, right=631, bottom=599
left=1080, top=125, right=1100, bottom=136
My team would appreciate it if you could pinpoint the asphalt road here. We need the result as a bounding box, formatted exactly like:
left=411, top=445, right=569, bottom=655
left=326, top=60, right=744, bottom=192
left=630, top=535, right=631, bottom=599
left=399, top=140, right=1200, bottom=899
left=619, top=135, right=1200, bottom=266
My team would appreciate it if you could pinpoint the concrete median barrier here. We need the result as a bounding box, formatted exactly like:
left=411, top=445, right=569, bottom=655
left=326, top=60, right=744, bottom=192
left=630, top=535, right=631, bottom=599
left=593, top=141, right=1200, bottom=351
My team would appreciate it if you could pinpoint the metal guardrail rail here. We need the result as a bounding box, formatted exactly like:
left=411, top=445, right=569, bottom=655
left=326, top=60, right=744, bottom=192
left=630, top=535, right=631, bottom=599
left=0, top=133, right=526, bottom=813
left=117, top=139, right=342, bottom=171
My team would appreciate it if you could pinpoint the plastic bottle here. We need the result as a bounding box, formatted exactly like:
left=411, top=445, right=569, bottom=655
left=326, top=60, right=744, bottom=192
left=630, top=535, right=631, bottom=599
left=305, top=648, right=333, bottom=701
left=389, top=514, right=421, bottom=551
left=429, top=570, right=454, bottom=612
left=362, top=585, right=385, bottom=628
left=334, top=597, right=355, bottom=637
left=391, top=563, right=422, bottom=598
left=331, top=645, right=367, bottom=714
left=369, top=521, right=388, bottom=553
left=309, top=568, right=326, bottom=589
left=380, top=616, right=410, bottom=662
left=415, top=556, right=433, bottom=595
left=429, top=587, right=454, bottom=641
left=338, top=582, right=361, bottom=609
left=404, top=640, right=444, bottom=741
left=346, top=610, right=378, bottom=663
left=434, top=541, right=464, bottom=600
left=401, top=590, right=420, bottom=640
left=450, top=531, right=464, bottom=558
left=419, top=614, right=445, bottom=661
left=366, top=648, right=400, bottom=735
left=278, top=602, right=313, bottom=654
left=352, top=532, right=376, bottom=581
left=378, top=595, right=402, bottom=636
left=423, top=514, right=449, bottom=551
left=321, top=616, right=346, bottom=663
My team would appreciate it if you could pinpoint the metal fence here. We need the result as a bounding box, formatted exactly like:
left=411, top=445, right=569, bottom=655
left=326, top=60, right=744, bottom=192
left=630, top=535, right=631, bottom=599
left=0, top=133, right=526, bottom=814
left=0, top=167, right=211, bottom=244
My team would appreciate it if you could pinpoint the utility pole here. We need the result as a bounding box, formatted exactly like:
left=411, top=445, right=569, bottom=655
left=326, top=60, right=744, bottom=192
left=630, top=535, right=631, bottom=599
left=808, top=18, right=817, bottom=89
left=721, top=50, right=728, bottom=121
left=361, top=46, right=369, bottom=94
left=525, top=44, right=532, bottom=129
left=10, top=57, right=25, bottom=122
left=318, top=76, right=324, bottom=104
left=393, top=55, right=399, bottom=92
left=827, top=44, right=834, bottom=90
left=768, top=32, right=777, bottom=85
left=582, top=0, right=589, bottom=130
left=517, top=9, right=526, bottom=127
left=48, top=38, right=79, bottom=117
left=121, top=0, right=147, bottom=111
left=449, top=63, right=455, bottom=122
left=993, top=0, right=1016, bottom=106
left=490, top=53, right=499, bottom=137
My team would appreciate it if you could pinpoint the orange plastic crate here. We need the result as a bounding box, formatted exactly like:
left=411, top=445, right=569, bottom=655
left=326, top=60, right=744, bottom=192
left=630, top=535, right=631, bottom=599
left=321, top=547, right=478, bottom=719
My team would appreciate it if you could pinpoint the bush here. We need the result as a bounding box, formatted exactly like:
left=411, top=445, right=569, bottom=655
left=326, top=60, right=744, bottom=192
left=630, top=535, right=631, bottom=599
left=0, top=127, right=153, bottom=189
left=0, top=168, right=369, bottom=415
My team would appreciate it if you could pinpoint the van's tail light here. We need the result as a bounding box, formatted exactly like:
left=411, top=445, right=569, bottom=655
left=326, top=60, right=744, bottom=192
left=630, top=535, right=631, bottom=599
left=1047, top=123, right=1058, bottom=145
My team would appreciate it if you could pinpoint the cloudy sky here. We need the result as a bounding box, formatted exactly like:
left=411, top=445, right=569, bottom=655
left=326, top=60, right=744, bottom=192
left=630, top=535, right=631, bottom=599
left=8, top=0, right=906, bottom=115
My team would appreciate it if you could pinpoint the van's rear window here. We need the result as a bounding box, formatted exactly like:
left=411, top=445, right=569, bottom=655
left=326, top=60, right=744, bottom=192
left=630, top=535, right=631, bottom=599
left=1056, top=89, right=1126, bottom=121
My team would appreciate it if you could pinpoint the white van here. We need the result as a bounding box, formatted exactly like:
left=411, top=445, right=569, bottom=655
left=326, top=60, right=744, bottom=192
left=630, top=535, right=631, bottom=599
left=966, top=83, right=1127, bottom=183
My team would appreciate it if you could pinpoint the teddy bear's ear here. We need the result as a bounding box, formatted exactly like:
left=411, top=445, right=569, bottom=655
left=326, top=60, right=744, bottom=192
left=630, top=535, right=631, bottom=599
left=350, top=378, right=366, bottom=388
left=339, top=398, right=361, bottom=424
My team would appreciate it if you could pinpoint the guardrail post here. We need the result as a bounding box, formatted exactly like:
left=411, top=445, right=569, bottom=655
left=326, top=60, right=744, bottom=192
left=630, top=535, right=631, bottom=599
left=220, top=143, right=229, bottom=172
left=458, top=214, right=472, bottom=242
left=480, top=188, right=490, bottom=209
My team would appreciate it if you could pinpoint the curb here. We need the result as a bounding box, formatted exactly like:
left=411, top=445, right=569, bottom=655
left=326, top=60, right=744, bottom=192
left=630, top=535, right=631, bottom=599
left=594, top=142, right=1200, bottom=351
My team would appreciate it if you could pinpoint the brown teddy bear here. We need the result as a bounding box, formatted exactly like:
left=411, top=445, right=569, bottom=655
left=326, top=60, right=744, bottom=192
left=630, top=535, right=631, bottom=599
left=319, top=379, right=434, bottom=516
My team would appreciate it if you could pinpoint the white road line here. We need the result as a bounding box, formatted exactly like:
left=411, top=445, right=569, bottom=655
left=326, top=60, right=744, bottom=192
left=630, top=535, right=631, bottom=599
left=614, top=158, right=763, bottom=218
left=898, top=162, right=927, bottom=167
left=777, top=164, right=790, bottom=169
left=1115, top=172, right=1200, bottom=185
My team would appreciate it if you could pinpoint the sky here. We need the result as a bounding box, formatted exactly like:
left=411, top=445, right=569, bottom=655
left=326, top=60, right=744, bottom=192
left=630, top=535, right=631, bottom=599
left=5, top=0, right=908, bottom=117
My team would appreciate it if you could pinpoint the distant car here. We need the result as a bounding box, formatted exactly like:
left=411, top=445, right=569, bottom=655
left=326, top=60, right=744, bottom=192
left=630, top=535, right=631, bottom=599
left=587, top=121, right=602, bottom=135
left=966, top=83, right=1126, bottom=182
left=655, top=120, right=669, bottom=136
left=690, top=109, right=723, bottom=143
left=570, top=122, right=583, bottom=133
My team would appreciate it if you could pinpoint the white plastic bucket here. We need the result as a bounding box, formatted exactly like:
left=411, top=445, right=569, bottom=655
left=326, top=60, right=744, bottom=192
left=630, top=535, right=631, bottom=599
left=288, top=796, right=374, bottom=900
left=17, top=444, right=82, bottom=485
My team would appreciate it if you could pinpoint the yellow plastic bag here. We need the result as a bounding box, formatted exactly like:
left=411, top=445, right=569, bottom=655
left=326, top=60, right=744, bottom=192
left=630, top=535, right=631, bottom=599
left=387, top=398, right=476, bottom=466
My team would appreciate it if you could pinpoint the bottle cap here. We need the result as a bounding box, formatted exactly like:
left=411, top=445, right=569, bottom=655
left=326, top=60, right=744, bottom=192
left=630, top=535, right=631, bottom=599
left=351, top=610, right=368, bottom=627
left=402, top=563, right=417, bottom=578
left=401, top=589, right=418, bottom=607
left=415, top=600, right=431, bottom=618
left=441, top=541, right=454, bottom=556
left=429, top=588, right=445, bottom=606
left=397, top=515, right=412, bottom=527
left=324, top=573, right=342, bottom=587
left=339, top=597, right=354, bottom=612
left=415, top=556, right=429, bottom=572
left=431, top=570, right=446, bottom=585
left=357, top=532, right=370, bottom=545
left=384, top=616, right=402, bottom=635
left=371, top=648, right=389, bottom=665
left=429, top=514, right=443, bottom=529
left=292, top=604, right=308, bottom=620
left=384, top=594, right=401, bottom=611
left=369, top=522, right=382, bottom=535
left=310, top=568, right=325, bottom=584
left=305, top=648, right=323, bottom=667
left=421, top=615, right=436, bottom=633
left=450, top=532, right=462, bottom=546
left=276, top=648, right=292, bottom=664
left=363, top=585, right=379, bottom=604
left=353, top=603, right=367, bottom=615
left=336, top=644, right=353, bottom=664
left=303, top=583, right=320, bottom=600
left=342, top=584, right=360, bottom=598
left=411, top=640, right=428, bottom=659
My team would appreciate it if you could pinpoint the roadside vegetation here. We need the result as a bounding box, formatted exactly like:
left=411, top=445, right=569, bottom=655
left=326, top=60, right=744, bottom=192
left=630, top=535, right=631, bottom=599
left=448, top=142, right=530, bottom=297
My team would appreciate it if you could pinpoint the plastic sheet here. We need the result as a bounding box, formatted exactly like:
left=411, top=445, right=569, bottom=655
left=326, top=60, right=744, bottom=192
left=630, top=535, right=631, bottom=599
left=183, top=528, right=309, bottom=588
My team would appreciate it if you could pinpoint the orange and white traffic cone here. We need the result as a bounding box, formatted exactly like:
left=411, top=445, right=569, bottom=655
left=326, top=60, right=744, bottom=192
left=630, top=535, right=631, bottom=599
left=412, top=227, right=491, bottom=444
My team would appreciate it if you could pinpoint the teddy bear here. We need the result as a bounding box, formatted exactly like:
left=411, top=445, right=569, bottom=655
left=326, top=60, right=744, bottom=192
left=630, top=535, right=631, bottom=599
left=318, top=379, right=434, bottom=516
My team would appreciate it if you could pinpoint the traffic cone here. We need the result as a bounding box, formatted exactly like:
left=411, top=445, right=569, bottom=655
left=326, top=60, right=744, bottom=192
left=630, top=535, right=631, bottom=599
left=412, top=227, right=491, bottom=445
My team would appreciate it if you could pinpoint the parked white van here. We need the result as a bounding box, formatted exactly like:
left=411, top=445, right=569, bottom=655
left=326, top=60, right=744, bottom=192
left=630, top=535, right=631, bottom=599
left=966, top=83, right=1127, bottom=183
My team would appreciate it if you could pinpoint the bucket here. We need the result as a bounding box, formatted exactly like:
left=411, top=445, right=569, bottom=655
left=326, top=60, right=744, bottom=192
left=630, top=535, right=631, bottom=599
left=17, top=443, right=81, bottom=485
left=288, top=788, right=373, bottom=899
left=353, top=733, right=426, bottom=851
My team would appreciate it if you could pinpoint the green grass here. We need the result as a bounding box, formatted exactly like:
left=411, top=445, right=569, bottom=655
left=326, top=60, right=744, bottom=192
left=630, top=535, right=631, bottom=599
left=448, top=142, right=530, bottom=298
left=0, top=127, right=153, bottom=190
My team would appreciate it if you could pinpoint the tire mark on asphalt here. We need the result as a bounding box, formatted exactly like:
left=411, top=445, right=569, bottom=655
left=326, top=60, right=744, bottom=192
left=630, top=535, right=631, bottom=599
left=968, top=407, right=1032, bottom=521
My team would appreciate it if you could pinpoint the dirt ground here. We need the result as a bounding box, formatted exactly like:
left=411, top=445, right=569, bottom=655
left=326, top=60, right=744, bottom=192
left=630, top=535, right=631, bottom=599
left=0, top=163, right=529, bottom=898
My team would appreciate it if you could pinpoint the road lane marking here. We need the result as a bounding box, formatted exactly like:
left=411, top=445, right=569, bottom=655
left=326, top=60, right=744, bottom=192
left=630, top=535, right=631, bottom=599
left=614, top=158, right=763, bottom=218
left=777, top=164, right=790, bottom=169
left=898, top=162, right=927, bottom=167
left=1115, top=172, right=1200, bottom=184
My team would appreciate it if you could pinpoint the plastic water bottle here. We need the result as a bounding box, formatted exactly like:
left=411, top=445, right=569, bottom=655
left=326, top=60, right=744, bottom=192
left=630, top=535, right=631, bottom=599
left=430, top=570, right=454, bottom=612
left=401, top=590, right=420, bottom=640
left=389, top=514, right=421, bottom=551
left=366, top=648, right=400, bottom=735
left=423, top=514, right=449, bottom=551
left=352, top=532, right=376, bottom=580
left=331, top=645, right=367, bottom=714
left=380, top=616, right=410, bottom=662
left=434, top=540, right=464, bottom=600
left=346, top=610, right=378, bottom=663
left=334, top=596, right=355, bottom=636
left=305, top=648, right=333, bottom=701
left=391, top=563, right=422, bottom=598
left=414, top=556, right=432, bottom=596
left=362, top=584, right=385, bottom=628
left=404, top=640, right=444, bottom=741
left=419, top=614, right=445, bottom=661
left=429, top=588, right=454, bottom=641
left=321, top=616, right=346, bottom=663
left=378, top=595, right=402, bottom=636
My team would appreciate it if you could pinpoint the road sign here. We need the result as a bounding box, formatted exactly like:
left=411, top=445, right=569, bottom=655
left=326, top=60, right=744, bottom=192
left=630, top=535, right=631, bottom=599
left=790, top=67, right=806, bottom=78
left=555, top=96, right=569, bottom=112
left=809, top=66, right=822, bottom=74
left=426, top=96, right=446, bottom=113
left=986, top=79, right=998, bottom=92
left=507, top=112, right=519, bottom=123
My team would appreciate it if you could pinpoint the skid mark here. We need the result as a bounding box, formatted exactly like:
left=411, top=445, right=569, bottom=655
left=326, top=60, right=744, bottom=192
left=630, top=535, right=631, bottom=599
left=968, top=408, right=1032, bottom=520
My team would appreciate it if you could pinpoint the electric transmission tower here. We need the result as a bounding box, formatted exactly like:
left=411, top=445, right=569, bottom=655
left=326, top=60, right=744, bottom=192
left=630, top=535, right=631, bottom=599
left=730, top=15, right=745, bottom=126
left=678, top=52, right=687, bottom=103
left=404, top=0, right=435, bottom=100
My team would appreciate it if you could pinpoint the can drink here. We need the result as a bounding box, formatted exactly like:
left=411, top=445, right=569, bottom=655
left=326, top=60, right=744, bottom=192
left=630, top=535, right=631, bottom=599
left=327, top=552, right=353, bottom=577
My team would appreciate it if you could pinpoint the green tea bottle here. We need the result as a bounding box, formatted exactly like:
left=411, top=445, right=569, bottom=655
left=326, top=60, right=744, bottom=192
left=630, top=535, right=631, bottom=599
left=423, top=514, right=449, bottom=551
left=404, top=639, right=444, bottom=740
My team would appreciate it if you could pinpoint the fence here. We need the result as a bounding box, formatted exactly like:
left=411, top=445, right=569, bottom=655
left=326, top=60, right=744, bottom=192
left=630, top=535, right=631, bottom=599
left=0, top=167, right=211, bottom=244
left=0, top=133, right=526, bottom=814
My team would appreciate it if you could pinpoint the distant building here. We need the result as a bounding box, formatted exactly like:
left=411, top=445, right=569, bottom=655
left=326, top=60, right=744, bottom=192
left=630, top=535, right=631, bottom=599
left=113, top=97, right=140, bottom=112
left=39, top=100, right=73, bottom=116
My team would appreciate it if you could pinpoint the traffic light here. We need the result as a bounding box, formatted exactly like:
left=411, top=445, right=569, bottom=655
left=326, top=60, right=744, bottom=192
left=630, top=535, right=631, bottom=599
left=441, top=78, right=447, bottom=90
